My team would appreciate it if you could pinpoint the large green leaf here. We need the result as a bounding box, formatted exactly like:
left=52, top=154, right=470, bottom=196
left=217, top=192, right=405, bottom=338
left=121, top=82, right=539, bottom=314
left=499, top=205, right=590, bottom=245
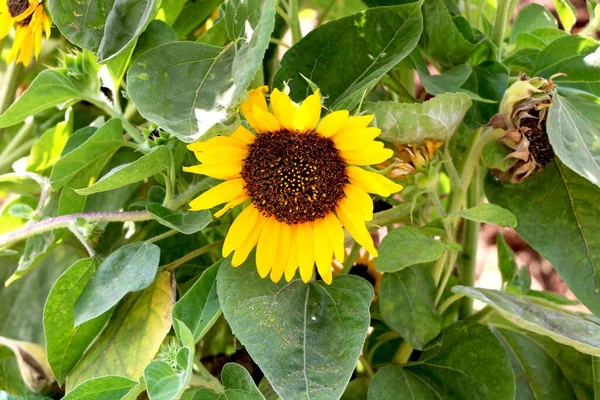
left=217, top=257, right=373, bottom=400
left=363, top=93, right=471, bottom=143
left=457, top=203, right=517, bottom=228
left=485, top=161, right=600, bottom=316
left=376, top=226, right=444, bottom=272
left=509, top=3, right=557, bottom=43
left=493, top=328, right=594, bottom=400
left=63, top=376, right=137, bottom=399
left=367, top=366, right=439, bottom=399
left=409, top=322, right=515, bottom=400
left=172, top=262, right=221, bottom=342
left=547, top=92, right=600, bottom=187
left=274, top=3, right=423, bottom=110
left=50, top=119, right=125, bottom=190
left=534, top=35, right=600, bottom=97
left=461, top=61, right=509, bottom=127
left=191, top=363, right=265, bottom=399
left=379, top=266, right=441, bottom=350
left=75, top=146, right=171, bottom=195
left=97, top=0, right=160, bottom=62
left=26, top=108, right=73, bottom=173
left=49, top=0, right=114, bottom=51
left=131, top=20, right=178, bottom=61
left=147, top=204, right=212, bottom=234
left=66, top=271, right=174, bottom=390
left=43, top=258, right=110, bottom=384
left=454, top=286, right=600, bottom=356
left=73, top=241, right=161, bottom=326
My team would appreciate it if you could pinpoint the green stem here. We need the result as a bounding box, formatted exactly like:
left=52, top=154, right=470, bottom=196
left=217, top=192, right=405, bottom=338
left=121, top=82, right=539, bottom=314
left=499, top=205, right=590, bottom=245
left=438, top=292, right=465, bottom=315
left=458, top=167, right=481, bottom=318
left=342, top=243, right=360, bottom=273
left=191, top=362, right=223, bottom=392
left=593, top=357, right=600, bottom=400
left=465, top=305, right=495, bottom=323
left=0, top=62, right=24, bottom=115
left=162, top=240, right=224, bottom=271
left=492, top=0, right=517, bottom=60
left=288, top=0, right=302, bottom=45
left=148, top=229, right=178, bottom=244
left=68, top=224, right=96, bottom=257
left=434, top=251, right=458, bottom=307
left=432, top=251, right=449, bottom=285
left=317, top=0, right=336, bottom=24
left=171, top=178, right=212, bottom=209
left=0, top=211, right=152, bottom=249
left=464, top=0, right=472, bottom=25
left=359, top=356, right=375, bottom=377
left=0, top=120, right=35, bottom=167
left=369, top=202, right=416, bottom=228
left=86, top=97, right=145, bottom=144
left=393, top=341, right=413, bottom=365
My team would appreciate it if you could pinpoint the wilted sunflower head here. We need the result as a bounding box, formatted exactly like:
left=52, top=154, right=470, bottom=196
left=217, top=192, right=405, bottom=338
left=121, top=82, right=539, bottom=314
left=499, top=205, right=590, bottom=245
left=490, top=74, right=561, bottom=183
left=0, top=0, right=51, bottom=66
left=185, top=86, right=403, bottom=284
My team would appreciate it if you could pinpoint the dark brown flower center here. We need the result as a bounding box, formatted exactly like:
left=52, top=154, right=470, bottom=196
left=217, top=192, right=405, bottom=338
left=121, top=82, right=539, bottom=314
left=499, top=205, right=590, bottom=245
left=241, top=130, right=348, bottom=225
left=7, top=0, right=33, bottom=24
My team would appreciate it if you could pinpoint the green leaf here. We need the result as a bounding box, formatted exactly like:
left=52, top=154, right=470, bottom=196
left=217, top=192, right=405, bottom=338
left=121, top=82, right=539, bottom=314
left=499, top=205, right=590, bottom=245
left=376, top=226, right=444, bottom=272
left=97, top=0, right=160, bottom=62
left=197, top=19, right=229, bottom=46
left=497, top=233, right=517, bottom=284
left=534, top=35, right=600, bottom=97
left=128, top=42, right=236, bottom=142
left=75, top=146, right=171, bottom=195
left=454, top=286, right=600, bottom=356
left=226, top=0, right=277, bottom=101
left=509, top=3, right=557, bottom=43
left=6, top=231, right=57, bottom=285
left=419, top=0, right=490, bottom=69
left=547, top=92, right=600, bottom=187
left=409, top=322, right=516, bottom=400
left=191, top=363, right=265, bottom=400
left=462, top=61, right=509, bottom=127
left=0, top=246, right=81, bottom=344
left=147, top=204, right=212, bottom=234
left=66, top=271, right=174, bottom=390
left=553, top=0, right=577, bottom=32
left=217, top=257, right=373, bottom=400
left=274, top=3, right=423, bottom=110
left=493, top=328, right=593, bottom=400
left=132, top=20, right=178, bottom=61
left=50, top=119, right=125, bottom=190
left=172, top=0, right=221, bottom=38
left=457, top=203, right=517, bottom=228
left=482, top=140, right=512, bottom=171
left=172, top=262, right=221, bottom=342
left=364, top=92, right=471, bottom=143
left=379, top=266, right=441, bottom=350
left=485, top=160, right=600, bottom=316
left=43, top=258, right=111, bottom=384
left=26, top=108, right=73, bottom=172
left=73, top=241, right=161, bottom=326
left=145, top=346, right=193, bottom=400
left=63, top=376, right=137, bottom=399
left=48, top=0, right=113, bottom=51
left=368, top=366, right=439, bottom=399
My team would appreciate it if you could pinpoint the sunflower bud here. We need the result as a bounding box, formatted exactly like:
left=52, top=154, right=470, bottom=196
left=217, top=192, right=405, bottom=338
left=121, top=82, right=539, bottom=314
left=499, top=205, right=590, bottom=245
left=383, top=140, right=444, bottom=179
left=489, top=74, right=562, bottom=183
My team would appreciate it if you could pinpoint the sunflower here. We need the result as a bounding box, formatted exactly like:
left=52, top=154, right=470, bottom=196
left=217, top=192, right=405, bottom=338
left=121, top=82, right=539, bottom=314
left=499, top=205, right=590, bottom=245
left=185, top=86, right=403, bottom=284
left=0, top=0, right=51, bottom=66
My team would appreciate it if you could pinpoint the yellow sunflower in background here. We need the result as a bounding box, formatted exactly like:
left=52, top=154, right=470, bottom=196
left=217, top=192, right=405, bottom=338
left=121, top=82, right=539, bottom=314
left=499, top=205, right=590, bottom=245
left=185, top=86, right=403, bottom=284
left=1, top=0, right=51, bottom=66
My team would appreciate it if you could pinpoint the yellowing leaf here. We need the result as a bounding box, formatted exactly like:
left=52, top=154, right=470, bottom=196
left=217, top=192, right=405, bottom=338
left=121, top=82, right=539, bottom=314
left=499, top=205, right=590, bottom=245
left=66, top=271, right=175, bottom=391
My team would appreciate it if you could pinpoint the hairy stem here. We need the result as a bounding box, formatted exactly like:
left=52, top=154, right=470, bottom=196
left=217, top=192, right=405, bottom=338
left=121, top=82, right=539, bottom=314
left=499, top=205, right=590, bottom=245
left=393, top=341, right=413, bottom=365
left=0, top=211, right=152, bottom=249
left=492, top=0, right=517, bottom=60
left=69, top=224, right=96, bottom=257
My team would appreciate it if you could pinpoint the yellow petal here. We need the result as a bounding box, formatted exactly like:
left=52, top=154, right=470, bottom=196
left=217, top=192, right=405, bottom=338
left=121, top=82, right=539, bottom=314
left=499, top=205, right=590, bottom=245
left=271, top=88, right=297, bottom=131
left=313, top=218, right=333, bottom=284
left=8, top=26, right=26, bottom=64
left=324, top=213, right=345, bottom=262
left=256, top=218, right=280, bottom=278
left=270, top=223, right=291, bottom=283
left=294, top=90, right=321, bottom=132
left=214, top=192, right=249, bottom=218
left=296, top=223, right=315, bottom=283
left=223, top=205, right=258, bottom=256
left=14, top=0, right=37, bottom=22
left=241, top=86, right=269, bottom=132
left=332, top=127, right=381, bottom=152
left=183, top=163, right=242, bottom=180
left=344, top=185, right=373, bottom=221
left=189, top=179, right=245, bottom=211
left=316, top=110, right=349, bottom=138
left=232, top=213, right=267, bottom=267
left=339, top=115, right=374, bottom=131
left=194, top=146, right=247, bottom=165
left=251, top=105, right=281, bottom=134
left=342, top=142, right=394, bottom=165
left=285, top=226, right=299, bottom=282
left=336, top=198, right=378, bottom=257
left=230, top=126, right=256, bottom=144
left=0, top=13, right=12, bottom=39
left=187, top=136, right=246, bottom=152
left=347, top=166, right=403, bottom=196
